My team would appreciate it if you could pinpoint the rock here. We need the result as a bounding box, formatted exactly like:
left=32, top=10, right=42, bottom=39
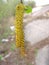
left=2, top=39, right=9, bottom=43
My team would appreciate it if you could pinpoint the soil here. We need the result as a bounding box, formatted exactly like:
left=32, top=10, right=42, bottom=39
left=0, top=36, right=49, bottom=65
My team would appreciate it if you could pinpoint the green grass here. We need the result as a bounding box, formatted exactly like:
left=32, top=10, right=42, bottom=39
left=0, top=55, right=3, bottom=61
left=10, top=43, right=16, bottom=51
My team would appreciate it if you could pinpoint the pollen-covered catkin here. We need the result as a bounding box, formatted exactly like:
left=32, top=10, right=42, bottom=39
left=15, top=3, right=25, bottom=56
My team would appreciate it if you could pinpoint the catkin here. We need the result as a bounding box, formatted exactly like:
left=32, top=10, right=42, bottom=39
left=15, top=3, right=25, bottom=56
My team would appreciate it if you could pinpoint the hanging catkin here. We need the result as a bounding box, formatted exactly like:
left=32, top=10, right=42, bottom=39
left=15, top=3, right=25, bottom=56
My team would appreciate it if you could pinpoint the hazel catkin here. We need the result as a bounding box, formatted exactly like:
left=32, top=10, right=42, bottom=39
left=15, top=3, right=26, bottom=56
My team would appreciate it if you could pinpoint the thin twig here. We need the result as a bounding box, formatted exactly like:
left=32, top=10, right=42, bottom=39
left=21, top=0, right=23, bottom=3
left=1, top=52, right=12, bottom=61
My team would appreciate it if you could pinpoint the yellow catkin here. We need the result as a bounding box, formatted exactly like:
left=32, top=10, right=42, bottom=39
left=15, top=3, right=26, bottom=56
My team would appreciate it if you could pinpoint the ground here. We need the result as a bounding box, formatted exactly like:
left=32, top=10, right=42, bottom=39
left=0, top=16, right=49, bottom=65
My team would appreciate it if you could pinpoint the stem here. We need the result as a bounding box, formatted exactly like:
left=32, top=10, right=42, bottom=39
left=21, top=0, right=23, bottom=3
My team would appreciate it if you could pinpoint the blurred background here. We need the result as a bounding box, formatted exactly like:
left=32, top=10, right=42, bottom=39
left=0, top=0, right=49, bottom=65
